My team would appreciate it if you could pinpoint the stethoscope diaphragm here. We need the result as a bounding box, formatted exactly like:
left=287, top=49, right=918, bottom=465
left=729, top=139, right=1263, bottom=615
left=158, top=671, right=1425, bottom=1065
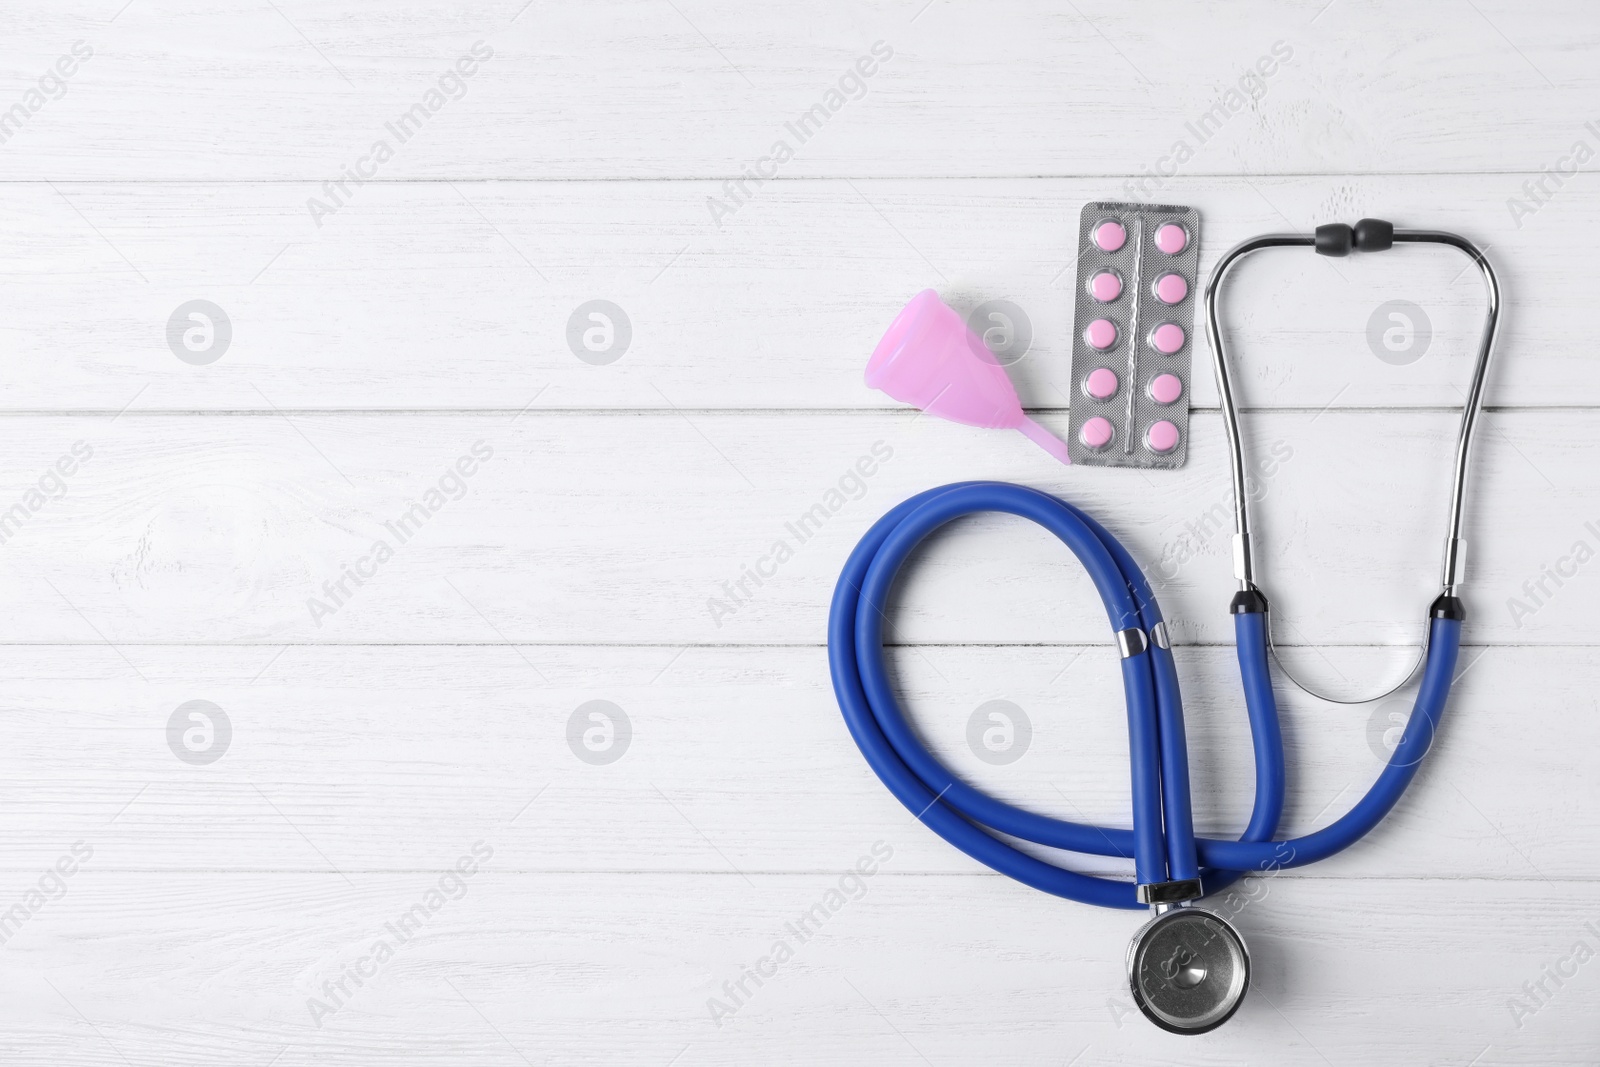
left=1127, top=906, right=1250, bottom=1035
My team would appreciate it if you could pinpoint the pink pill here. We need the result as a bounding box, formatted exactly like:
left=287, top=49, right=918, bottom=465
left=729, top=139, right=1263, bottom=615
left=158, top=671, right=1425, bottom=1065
left=1089, top=270, right=1122, bottom=302
left=1080, top=416, right=1114, bottom=450
left=1153, top=272, right=1188, bottom=305
left=1151, top=323, right=1185, bottom=354
left=1093, top=220, right=1127, bottom=253
left=1154, top=223, right=1188, bottom=254
left=1146, top=420, right=1180, bottom=454
left=1085, top=318, right=1118, bottom=350
left=1084, top=367, right=1119, bottom=400
left=1148, top=373, right=1183, bottom=405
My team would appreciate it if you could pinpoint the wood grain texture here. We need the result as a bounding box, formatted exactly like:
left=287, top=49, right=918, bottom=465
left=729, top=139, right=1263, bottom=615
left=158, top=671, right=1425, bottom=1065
left=0, top=409, right=1580, bottom=645
left=0, top=1, right=1595, bottom=180
left=0, top=0, right=1596, bottom=1060
left=0, top=176, right=1589, bottom=410
left=0, top=643, right=1591, bottom=881
left=0, top=874, right=1595, bottom=1065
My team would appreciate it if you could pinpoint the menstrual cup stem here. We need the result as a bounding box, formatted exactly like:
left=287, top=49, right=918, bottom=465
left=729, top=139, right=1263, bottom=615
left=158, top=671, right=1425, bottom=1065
left=1017, top=416, right=1072, bottom=465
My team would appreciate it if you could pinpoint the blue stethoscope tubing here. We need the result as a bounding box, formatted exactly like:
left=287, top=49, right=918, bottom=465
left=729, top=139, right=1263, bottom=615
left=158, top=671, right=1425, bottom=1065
left=828, top=480, right=1463, bottom=910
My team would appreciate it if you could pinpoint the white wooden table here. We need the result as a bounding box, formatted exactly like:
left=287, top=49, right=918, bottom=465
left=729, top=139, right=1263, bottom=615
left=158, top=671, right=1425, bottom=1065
left=0, top=1, right=1595, bottom=1062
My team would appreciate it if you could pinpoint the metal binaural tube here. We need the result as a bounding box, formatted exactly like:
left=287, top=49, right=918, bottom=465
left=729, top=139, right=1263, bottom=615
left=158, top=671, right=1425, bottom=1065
left=1390, top=230, right=1502, bottom=594
left=1204, top=229, right=1500, bottom=598
left=1203, top=226, right=1502, bottom=705
left=1201, top=233, right=1313, bottom=590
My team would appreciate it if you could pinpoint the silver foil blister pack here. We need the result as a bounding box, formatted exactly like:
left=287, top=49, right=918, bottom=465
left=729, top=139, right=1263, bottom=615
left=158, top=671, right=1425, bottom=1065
left=1066, top=201, right=1200, bottom=469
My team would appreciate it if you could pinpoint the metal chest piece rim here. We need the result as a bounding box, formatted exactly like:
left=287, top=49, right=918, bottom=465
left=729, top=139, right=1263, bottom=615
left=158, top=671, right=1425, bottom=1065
left=1126, top=904, right=1251, bottom=1035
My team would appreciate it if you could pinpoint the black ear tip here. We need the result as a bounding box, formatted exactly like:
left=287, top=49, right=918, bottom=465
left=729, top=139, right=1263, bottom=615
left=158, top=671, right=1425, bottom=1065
left=1353, top=218, right=1395, bottom=251
left=1315, top=223, right=1353, bottom=257
left=1316, top=219, right=1395, bottom=255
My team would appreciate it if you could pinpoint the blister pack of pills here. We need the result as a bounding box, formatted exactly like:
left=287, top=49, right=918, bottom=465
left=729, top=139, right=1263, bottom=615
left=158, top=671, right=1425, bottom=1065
left=1066, top=201, right=1200, bottom=469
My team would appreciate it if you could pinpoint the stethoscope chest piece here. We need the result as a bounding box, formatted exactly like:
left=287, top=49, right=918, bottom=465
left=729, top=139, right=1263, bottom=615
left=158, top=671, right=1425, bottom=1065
left=1127, top=906, right=1250, bottom=1035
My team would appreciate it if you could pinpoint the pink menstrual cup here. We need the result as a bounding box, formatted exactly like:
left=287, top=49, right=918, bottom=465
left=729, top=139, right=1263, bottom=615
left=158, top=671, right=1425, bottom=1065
left=866, top=289, right=1071, bottom=464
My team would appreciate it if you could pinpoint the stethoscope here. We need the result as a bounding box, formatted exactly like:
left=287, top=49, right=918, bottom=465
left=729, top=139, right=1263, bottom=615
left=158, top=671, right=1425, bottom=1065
left=828, top=219, right=1501, bottom=1033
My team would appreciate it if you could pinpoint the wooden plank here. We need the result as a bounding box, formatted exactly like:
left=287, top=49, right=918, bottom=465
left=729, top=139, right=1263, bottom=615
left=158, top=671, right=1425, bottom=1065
left=0, top=871, right=1592, bottom=1064
left=0, top=2, right=1593, bottom=180
left=1, top=3, right=1596, bottom=1061
left=0, top=642, right=1588, bottom=880
left=0, top=408, right=1582, bottom=645
left=0, top=176, right=1586, bottom=411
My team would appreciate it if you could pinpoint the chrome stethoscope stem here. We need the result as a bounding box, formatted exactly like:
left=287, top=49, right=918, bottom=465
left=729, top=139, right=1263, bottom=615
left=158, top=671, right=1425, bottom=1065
left=1395, top=231, right=1503, bottom=595
left=1202, top=233, right=1314, bottom=592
